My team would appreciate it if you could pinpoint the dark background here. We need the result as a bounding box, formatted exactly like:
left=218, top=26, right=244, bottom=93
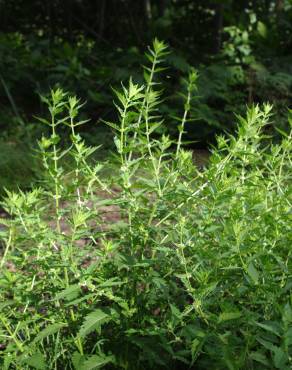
left=0, top=0, right=291, bottom=189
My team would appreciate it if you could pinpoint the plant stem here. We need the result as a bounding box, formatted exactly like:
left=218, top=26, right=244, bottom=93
left=128, top=50, right=157, bottom=162
left=0, top=229, right=13, bottom=269
left=51, top=110, right=61, bottom=233
left=70, top=117, right=82, bottom=207
left=0, top=316, right=24, bottom=352
left=176, top=88, right=191, bottom=158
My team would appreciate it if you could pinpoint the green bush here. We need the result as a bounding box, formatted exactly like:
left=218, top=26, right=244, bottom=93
left=0, top=40, right=291, bottom=370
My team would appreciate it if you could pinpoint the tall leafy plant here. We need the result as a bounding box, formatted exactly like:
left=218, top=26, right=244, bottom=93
left=0, top=40, right=291, bottom=370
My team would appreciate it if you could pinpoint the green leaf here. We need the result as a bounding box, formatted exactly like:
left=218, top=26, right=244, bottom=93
left=218, top=311, right=242, bottom=323
left=72, top=209, right=91, bottom=228
left=257, top=338, right=278, bottom=352
left=255, top=321, right=281, bottom=337
left=50, top=134, right=60, bottom=145
left=273, top=347, right=287, bottom=369
left=283, top=303, right=292, bottom=325
left=250, top=13, right=257, bottom=24
left=249, top=351, right=270, bottom=367
left=35, top=116, right=50, bottom=126
left=114, top=136, right=121, bottom=153
left=0, top=300, right=15, bottom=310
left=55, top=284, right=81, bottom=302
left=102, top=120, right=121, bottom=132
left=98, top=278, right=125, bottom=288
left=205, top=225, right=221, bottom=233
left=152, top=38, right=168, bottom=55
left=247, top=262, right=259, bottom=284
left=33, top=323, right=67, bottom=344
left=23, top=353, right=46, bottom=369
left=284, top=327, right=292, bottom=347
left=257, top=21, right=267, bottom=38
left=72, top=351, right=85, bottom=370
left=3, top=354, right=13, bottom=370
left=149, top=121, right=162, bottom=134
left=80, top=355, right=114, bottom=370
left=65, top=294, right=95, bottom=307
left=78, top=308, right=112, bottom=338
left=191, top=338, right=204, bottom=365
left=170, top=304, right=182, bottom=319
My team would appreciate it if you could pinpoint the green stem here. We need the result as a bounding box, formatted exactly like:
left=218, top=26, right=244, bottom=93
left=0, top=229, right=13, bottom=269
left=70, top=118, right=82, bottom=207
left=120, top=103, right=128, bottom=165
left=128, top=51, right=158, bottom=162
left=176, top=88, right=191, bottom=158
left=51, top=111, right=61, bottom=233
left=0, top=316, right=24, bottom=352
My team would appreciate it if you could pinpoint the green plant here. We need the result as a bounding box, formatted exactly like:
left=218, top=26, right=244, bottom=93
left=0, top=39, right=291, bottom=370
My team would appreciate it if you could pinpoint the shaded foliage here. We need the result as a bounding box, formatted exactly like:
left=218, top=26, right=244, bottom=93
left=0, top=43, right=291, bottom=367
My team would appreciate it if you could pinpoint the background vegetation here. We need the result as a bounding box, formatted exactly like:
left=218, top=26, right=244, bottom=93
left=0, top=0, right=291, bottom=191
left=0, top=2, right=291, bottom=369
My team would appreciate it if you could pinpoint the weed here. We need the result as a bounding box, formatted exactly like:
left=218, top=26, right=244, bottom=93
left=0, top=39, right=291, bottom=369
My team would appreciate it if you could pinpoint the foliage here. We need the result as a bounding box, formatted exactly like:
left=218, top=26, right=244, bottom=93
left=0, top=40, right=291, bottom=369
left=0, top=140, right=38, bottom=193
left=1, top=1, right=291, bottom=150
left=0, top=115, right=40, bottom=194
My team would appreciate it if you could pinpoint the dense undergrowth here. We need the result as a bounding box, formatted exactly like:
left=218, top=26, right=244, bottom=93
left=1, top=6, right=291, bottom=192
left=0, top=40, right=291, bottom=369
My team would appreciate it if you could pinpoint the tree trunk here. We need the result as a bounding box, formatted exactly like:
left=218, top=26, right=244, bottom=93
left=145, top=0, right=152, bottom=21
left=66, top=0, right=73, bottom=41
left=276, top=0, right=284, bottom=13
left=157, top=0, right=167, bottom=17
left=213, top=3, right=223, bottom=53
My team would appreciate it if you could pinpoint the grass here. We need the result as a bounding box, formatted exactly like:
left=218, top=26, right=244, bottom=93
left=0, top=39, right=291, bottom=370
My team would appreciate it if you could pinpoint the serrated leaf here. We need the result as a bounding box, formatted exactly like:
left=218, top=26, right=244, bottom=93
left=249, top=351, right=270, bottom=367
left=72, top=351, right=85, bottom=370
left=33, top=323, right=67, bottom=344
left=80, top=355, right=114, bottom=370
left=0, top=300, right=15, bottom=310
left=98, top=278, right=124, bottom=288
left=0, top=217, right=9, bottom=227
left=149, top=121, right=162, bottom=134
left=78, top=308, right=112, bottom=338
left=256, top=337, right=278, bottom=352
left=65, top=294, right=95, bottom=307
left=102, top=120, right=121, bottom=132
left=3, top=354, right=13, bottom=370
left=114, top=136, right=121, bottom=153
left=35, top=116, right=50, bottom=126
left=145, top=52, right=154, bottom=63
left=55, top=284, right=81, bottom=302
left=255, top=321, right=281, bottom=337
left=23, top=353, right=46, bottom=370
left=170, top=304, right=182, bottom=319
left=191, top=338, right=203, bottom=365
